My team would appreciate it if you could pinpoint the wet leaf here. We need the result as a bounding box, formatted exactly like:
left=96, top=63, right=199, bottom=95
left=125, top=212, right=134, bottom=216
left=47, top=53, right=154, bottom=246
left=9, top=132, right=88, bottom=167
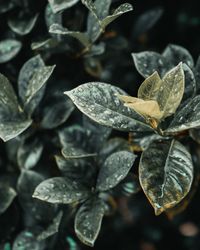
left=0, top=184, right=16, bottom=214
left=132, top=51, right=167, bottom=78
left=0, top=39, right=22, bottom=63
left=165, top=95, right=200, bottom=133
left=65, top=82, right=152, bottom=132
left=49, top=24, right=90, bottom=48
left=37, top=211, right=63, bottom=240
left=17, top=138, right=43, bottom=169
left=62, top=143, right=97, bottom=159
left=49, top=0, right=79, bottom=13
left=139, top=139, right=194, bottom=215
left=162, top=44, right=194, bottom=68
left=33, top=177, right=90, bottom=204
left=75, top=197, right=106, bottom=246
left=96, top=151, right=136, bottom=191
left=156, top=63, right=184, bottom=119
left=101, top=3, right=133, bottom=30
left=8, top=12, right=38, bottom=36
left=41, top=97, right=74, bottom=129
left=45, top=4, right=62, bottom=31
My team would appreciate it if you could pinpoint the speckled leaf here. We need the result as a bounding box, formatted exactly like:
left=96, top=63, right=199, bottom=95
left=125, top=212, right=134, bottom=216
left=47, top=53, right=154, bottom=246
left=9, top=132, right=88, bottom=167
left=0, top=119, right=32, bottom=142
left=41, top=98, right=74, bottom=129
left=82, top=0, right=98, bottom=18
left=65, top=82, right=152, bottom=132
left=23, top=65, right=55, bottom=111
left=132, top=7, right=163, bottom=38
left=8, top=12, right=38, bottom=36
left=75, top=197, right=106, bottom=246
left=17, top=138, right=43, bottom=169
left=33, top=177, right=90, bottom=204
left=162, top=44, right=194, bottom=68
left=45, top=4, right=62, bottom=30
left=49, top=24, right=90, bottom=48
left=37, top=211, right=63, bottom=240
left=13, top=229, right=45, bottom=250
left=0, top=184, right=16, bottom=214
left=62, top=143, right=97, bottom=159
left=0, top=39, right=22, bottom=63
left=87, top=0, right=111, bottom=42
left=101, top=3, right=133, bottom=30
left=165, top=95, right=200, bottom=133
left=96, top=151, right=136, bottom=191
left=132, top=51, right=167, bottom=78
left=139, top=139, right=193, bottom=215
left=156, top=63, right=184, bottom=119
left=49, top=0, right=79, bottom=13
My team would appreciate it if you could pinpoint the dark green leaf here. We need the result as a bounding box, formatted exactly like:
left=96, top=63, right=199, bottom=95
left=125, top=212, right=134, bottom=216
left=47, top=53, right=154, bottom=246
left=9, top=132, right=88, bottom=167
left=96, top=151, right=136, bottom=191
left=0, top=184, right=16, bottom=214
left=189, top=128, right=200, bottom=144
left=162, top=44, right=194, bottom=68
left=65, top=82, right=152, bottom=132
left=139, top=139, right=193, bottom=215
left=8, top=12, right=38, bottom=36
left=33, top=177, right=90, bottom=204
left=0, top=39, right=22, bottom=63
left=62, top=143, right=97, bottom=159
left=17, top=138, right=43, bottom=169
left=49, top=0, right=79, bottom=13
left=165, top=95, right=200, bottom=133
left=45, top=4, right=62, bottom=31
left=75, top=197, right=106, bottom=246
left=37, top=211, right=63, bottom=240
left=0, top=1, right=15, bottom=14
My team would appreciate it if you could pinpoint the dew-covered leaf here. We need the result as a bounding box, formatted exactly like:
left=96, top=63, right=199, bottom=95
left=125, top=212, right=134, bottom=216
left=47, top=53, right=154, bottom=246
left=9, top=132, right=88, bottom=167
left=132, top=7, right=163, bottom=38
left=33, top=177, right=90, bottom=204
left=132, top=51, right=167, bottom=78
left=65, top=82, right=152, bottom=132
left=37, top=211, right=63, bottom=240
left=0, top=184, right=16, bottom=214
left=31, top=38, right=58, bottom=51
left=23, top=65, right=55, bottom=111
left=0, top=39, right=22, bottom=63
left=17, top=138, right=43, bottom=169
left=165, top=95, right=200, bottom=133
left=96, top=151, right=136, bottom=191
left=49, top=0, right=79, bottom=13
left=156, top=63, right=184, bottom=119
left=45, top=4, right=62, bottom=31
left=162, top=44, right=194, bottom=68
left=8, top=12, right=38, bottom=36
left=139, top=139, right=193, bottom=215
left=75, top=197, right=106, bottom=247
left=13, top=229, right=45, bottom=250
left=40, top=97, right=74, bottom=129
left=62, top=143, right=97, bottom=159
left=49, top=24, right=90, bottom=48
left=0, top=119, right=32, bottom=142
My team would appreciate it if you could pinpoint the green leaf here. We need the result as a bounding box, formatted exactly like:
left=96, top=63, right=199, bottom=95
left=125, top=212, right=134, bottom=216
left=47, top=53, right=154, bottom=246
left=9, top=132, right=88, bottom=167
left=162, top=44, right=194, bottom=68
left=45, top=4, right=62, bottom=31
left=8, top=12, right=38, bottom=36
left=139, top=139, right=194, bottom=215
left=37, top=211, right=63, bottom=240
left=101, top=3, right=133, bottom=30
left=62, top=143, right=97, bottom=159
left=96, top=151, right=136, bottom=191
left=49, top=0, right=79, bottom=13
left=75, top=197, right=106, bottom=246
left=17, top=138, right=43, bottom=169
left=31, top=38, right=58, bottom=51
left=189, top=128, right=200, bottom=144
left=0, top=39, right=22, bottom=63
left=41, top=97, right=74, bottom=129
left=49, top=23, right=91, bottom=48
left=65, top=82, right=152, bottom=132
left=33, top=177, right=90, bottom=204
left=165, top=95, right=200, bottom=133
left=132, top=51, right=167, bottom=78
left=0, top=184, right=16, bottom=214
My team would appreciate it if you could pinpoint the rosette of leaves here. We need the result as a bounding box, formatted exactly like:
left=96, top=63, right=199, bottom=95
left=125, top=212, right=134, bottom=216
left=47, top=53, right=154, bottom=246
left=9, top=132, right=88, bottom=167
left=33, top=0, right=133, bottom=57
left=33, top=116, right=138, bottom=246
left=65, top=61, right=198, bottom=216
left=0, top=54, right=55, bottom=142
